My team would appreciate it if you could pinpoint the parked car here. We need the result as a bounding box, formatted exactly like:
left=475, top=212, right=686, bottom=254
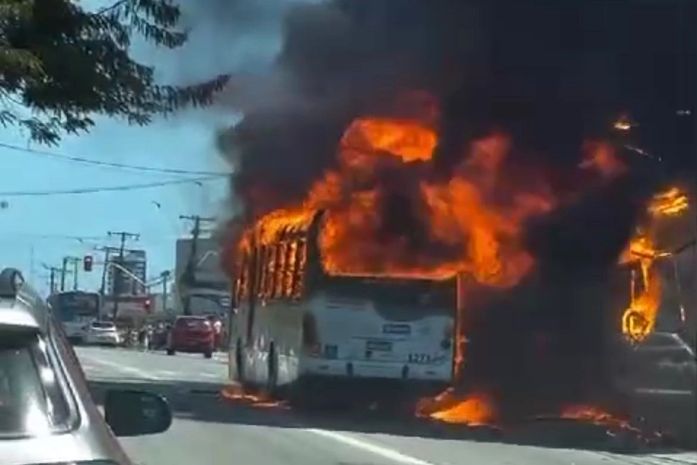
left=167, top=316, right=215, bottom=358
left=0, top=268, right=172, bottom=465
left=85, top=320, right=121, bottom=346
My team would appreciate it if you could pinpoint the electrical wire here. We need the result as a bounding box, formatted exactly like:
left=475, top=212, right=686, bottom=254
left=0, top=141, right=230, bottom=176
left=0, top=175, right=226, bottom=197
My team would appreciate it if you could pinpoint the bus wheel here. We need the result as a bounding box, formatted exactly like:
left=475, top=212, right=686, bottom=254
left=235, top=340, right=245, bottom=384
left=266, top=344, right=278, bottom=396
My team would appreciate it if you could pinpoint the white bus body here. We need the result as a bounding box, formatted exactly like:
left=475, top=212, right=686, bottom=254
left=228, top=211, right=455, bottom=395
left=47, top=291, right=101, bottom=343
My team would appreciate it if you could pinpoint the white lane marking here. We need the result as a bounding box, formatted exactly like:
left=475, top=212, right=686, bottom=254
left=634, top=387, right=694, bottom=396
left=81, top=356, right=160, bottom=381
left=305, top=429, right=435, bottom=465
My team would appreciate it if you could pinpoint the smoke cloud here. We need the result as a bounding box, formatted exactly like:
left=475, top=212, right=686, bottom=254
left=216, top=0, right=695, bottom=418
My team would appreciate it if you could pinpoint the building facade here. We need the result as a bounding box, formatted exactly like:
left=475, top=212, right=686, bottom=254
left=106, top=249, right=147, bottom=296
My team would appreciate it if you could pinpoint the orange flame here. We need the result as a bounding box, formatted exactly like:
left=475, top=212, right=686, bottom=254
left=560, top=404, right=634, bottom=431
left=648, top=187, right=689, bottom=217
left=240, top=116, right=553, bottom=287
left=220, top=385, right=287, bottom=409
left=319, top=123, right=551, bottom=283
left=417, top=390, right=496, bottom=425
left=340, top=117, right=437, bottom=163
left=579, top=141, right=626, bottom=178
left=619, top=186, right=689, bottom=342
left=621, top=236, right=662, bottom=342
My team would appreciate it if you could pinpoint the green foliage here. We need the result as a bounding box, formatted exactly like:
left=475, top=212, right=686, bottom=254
left=0, top=0, right=228, bottom=144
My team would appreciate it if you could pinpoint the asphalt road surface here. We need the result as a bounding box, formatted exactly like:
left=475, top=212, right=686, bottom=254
left=75, top=346, right=697, bottom=465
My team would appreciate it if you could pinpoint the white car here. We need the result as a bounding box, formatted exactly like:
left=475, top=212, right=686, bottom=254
left=85, top=320, right=121, bottom=346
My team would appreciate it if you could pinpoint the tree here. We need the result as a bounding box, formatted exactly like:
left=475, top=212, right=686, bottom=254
left=0, top=0, right=228, bottom=144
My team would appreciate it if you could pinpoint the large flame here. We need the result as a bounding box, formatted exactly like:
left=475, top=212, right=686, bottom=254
left=241, top=115, right=552, bottom=286
left=619, top=186, right=690, bottom=342
left=340, top=117, right=437, bottom=163
left=416, top=389, right=496, bottom=426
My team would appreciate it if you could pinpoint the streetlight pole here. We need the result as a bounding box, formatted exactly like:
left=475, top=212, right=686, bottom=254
left=107, top=231, right=140, bottom=319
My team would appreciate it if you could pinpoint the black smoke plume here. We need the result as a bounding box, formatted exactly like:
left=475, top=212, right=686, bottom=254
left=218, top=0, right=695, bottom=417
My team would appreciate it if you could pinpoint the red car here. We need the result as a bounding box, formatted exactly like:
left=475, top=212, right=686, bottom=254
left=166, top=316, right=215, bottom=358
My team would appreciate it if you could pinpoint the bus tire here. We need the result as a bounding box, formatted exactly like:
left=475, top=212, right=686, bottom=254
left=235, top=339, right=246, bottom=384
left=266, top=344, right=278, bottom=396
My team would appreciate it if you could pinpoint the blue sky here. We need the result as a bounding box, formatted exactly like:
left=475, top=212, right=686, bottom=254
left=0, top=0, right=291, bottom=296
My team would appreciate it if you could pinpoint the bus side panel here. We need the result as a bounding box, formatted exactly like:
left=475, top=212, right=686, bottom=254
left=249, top=299, right=304, bottom=387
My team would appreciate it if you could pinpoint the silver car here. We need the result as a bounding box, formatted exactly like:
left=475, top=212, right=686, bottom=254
left=85, top=320, right=121, bottom=346
left=0, top=268, right=172, bottom=465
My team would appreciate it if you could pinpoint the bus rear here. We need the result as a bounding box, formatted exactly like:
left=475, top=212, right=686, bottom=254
left=300, top=276, right=455, bottom=390
left=47, top=291, right=101, bottom=343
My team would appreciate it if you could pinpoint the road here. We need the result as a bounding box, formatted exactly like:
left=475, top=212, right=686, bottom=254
left=75, top=347, right=697, bottom=465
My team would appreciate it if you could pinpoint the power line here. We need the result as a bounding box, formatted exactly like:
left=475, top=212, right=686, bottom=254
left=0, top=175, right=226, bottom=197
left=0, top=141, right=230, bottom=176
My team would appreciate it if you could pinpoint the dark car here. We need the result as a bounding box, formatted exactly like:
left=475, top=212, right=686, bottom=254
left=167, top=316, right=215, bottom=358
left=0, top=268, right=172, bottom=465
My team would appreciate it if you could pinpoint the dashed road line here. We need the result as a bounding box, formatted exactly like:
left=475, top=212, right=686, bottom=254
left=80, top=355, right=160, bottom=381
left=305, top=429, right=436, bottom=465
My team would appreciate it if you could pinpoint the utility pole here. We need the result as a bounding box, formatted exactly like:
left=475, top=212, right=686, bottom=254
left=161, top=270, right=171, bottom=314
left=96, top=246, right=121, bottom=296
left=73, top=258, right=79, bottom=290
left=107, top=231, right=140, bottom=319
left=60, top=257, right=81, bottom=291
left=60, top=257, right=68, bottom=291
left=42, top=264, right=62, bottom=295
left=179, top=215, right=215, bottom=315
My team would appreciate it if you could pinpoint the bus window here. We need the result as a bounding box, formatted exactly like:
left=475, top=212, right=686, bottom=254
left=293, top=240, right=306, bottom=298
left=255, top=245, right=265, bottom=298
left=238, top=252, right=249, bottom=300
left=284, top=240, right=297, bottom=298
left=274, top=241, right=287, bottom=298
left=264, top=244, right=276, bottom=298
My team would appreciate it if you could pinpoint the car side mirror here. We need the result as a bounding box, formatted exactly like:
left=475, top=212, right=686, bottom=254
left=104, top=389, right=172, bottom=437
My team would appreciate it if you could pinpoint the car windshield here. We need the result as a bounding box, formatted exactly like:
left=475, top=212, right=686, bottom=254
left=0, top=331, right=71, bottom=436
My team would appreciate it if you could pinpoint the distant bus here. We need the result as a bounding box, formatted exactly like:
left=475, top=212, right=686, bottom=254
left=47, top=291, right=101, bottom=343
left=228, top=210, right=455, bottom=399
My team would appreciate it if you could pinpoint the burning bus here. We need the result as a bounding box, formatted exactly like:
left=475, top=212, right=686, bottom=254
left=229, top=208, right=457, bottom=397
left=226, top=115, right=554, bottom=401
left=216, top=0, right=695, bottom=445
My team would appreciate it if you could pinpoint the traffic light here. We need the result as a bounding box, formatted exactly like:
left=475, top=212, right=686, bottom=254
left=144, top=298, right=151, bottom=312
left=83, top=255, right=93, bottom=272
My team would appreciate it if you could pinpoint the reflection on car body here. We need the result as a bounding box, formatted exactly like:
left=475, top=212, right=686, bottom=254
left=0, top=268, right=172, bottom=465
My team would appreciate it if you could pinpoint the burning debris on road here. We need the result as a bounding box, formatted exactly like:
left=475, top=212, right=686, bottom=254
left=217, top=0, right=696, bottom=443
